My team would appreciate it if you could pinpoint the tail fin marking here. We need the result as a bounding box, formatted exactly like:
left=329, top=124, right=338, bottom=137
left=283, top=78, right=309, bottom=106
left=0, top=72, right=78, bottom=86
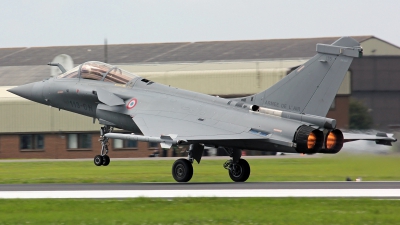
left=249, top=37, right=362, bottom=117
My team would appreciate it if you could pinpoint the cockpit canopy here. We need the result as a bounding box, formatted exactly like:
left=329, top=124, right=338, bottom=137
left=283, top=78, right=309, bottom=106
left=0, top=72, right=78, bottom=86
left=57, top=61, right=140, bottom=85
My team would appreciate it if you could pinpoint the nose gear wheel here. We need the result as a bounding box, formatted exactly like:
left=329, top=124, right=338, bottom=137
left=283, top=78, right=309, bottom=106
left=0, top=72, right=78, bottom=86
left=94, top=125, right=113, bottom=166
left=94, top=155, right=103, bottom=166
left=102, top=155, right=110, bottom=166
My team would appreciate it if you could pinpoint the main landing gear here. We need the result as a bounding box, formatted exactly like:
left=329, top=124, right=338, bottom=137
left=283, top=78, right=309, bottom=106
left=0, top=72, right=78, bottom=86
left=171, top=145, right=251, bottom=182
left=172, top=158, right=193, bottom=182
left=94, top=125, right=113, bottom=167
left=171, top=144, right=200, bottom=182
left=224, top=158, right=250, bottom=182
left=223, top=148, right=251, bottom=182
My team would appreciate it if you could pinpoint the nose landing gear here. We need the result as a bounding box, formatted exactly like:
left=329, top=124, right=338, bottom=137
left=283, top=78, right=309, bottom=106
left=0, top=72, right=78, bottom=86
left=94, top=125, right=113, bottom=166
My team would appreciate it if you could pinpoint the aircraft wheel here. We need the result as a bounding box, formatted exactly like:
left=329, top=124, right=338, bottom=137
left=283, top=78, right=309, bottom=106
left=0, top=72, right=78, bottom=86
left=103, top=155, right=110, bottom=166
left=94, top=155, right=104, bottom=166
left=229, top=159, right=250, bottom=182
left=172, top=158, right=193, bottom=182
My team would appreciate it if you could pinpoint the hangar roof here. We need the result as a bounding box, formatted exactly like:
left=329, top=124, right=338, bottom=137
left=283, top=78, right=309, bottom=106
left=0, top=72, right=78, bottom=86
left=0, top=35, right=399, bottom=87
left=0, top=36, right=382, bottom=67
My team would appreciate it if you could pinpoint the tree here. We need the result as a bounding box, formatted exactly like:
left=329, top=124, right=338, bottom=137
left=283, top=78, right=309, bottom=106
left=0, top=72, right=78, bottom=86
left=349, top=98, right=373, bottom=130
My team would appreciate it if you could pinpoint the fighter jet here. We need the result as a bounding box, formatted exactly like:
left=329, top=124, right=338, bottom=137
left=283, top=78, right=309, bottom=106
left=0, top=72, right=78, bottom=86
left=8, top=37, right=396, bottom=182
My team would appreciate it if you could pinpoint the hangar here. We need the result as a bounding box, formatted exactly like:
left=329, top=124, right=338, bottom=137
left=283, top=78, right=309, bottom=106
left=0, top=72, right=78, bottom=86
left=0, top=36, right=399, bottom=158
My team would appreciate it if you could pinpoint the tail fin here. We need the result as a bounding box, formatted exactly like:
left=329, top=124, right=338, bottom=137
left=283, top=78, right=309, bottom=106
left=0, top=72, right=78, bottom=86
left=248, top=37, right=362, bottom=117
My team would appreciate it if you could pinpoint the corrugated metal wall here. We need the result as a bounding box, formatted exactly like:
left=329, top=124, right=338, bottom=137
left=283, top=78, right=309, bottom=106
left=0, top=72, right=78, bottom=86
left=361, top=38, right=400, bottom=56
left=120, top=60, right=350, bottom=96
left=0, top=97, right=99, bottom=133
left=351, top=56, right=400, bottom=130
left=137, top=69, right=287, bottom=96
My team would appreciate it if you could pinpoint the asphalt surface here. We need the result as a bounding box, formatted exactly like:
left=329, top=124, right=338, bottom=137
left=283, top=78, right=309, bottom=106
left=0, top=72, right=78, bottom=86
left=1, top=182, right=399, bottom=192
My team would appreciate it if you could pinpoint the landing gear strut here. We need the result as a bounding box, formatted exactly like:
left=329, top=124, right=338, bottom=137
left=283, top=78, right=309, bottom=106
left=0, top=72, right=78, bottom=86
left=94, top=125, right=113, bottom=166
left=223, top=148, right=250, bottom=182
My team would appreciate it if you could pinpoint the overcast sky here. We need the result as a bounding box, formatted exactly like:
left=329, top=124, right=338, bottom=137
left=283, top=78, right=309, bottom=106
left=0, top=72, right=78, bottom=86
left=1, top=0, right=399, bottom=48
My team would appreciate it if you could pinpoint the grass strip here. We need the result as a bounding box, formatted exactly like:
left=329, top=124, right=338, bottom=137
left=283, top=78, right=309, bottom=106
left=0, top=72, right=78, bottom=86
left=0, top=154, right=400, bottom=183
left=0, top=198, right=399, bottom=225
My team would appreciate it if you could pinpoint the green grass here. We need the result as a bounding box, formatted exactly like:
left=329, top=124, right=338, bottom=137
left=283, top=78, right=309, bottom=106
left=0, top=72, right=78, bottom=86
left=1, top=155, right=400, bottom=224
left=0, top=154, right=400, bottom=183
left=0, top=198, right=399, bottom=225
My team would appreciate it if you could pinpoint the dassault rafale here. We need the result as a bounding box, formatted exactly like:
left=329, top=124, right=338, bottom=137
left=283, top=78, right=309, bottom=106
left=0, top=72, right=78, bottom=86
left=9, top=37, right=396, bottom=182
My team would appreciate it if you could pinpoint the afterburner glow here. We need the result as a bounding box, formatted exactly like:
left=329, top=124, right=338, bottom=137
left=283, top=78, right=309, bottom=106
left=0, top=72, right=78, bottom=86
left=307, top=133, right=317, bottom=149
left=326, top=132, right=337, bottom=149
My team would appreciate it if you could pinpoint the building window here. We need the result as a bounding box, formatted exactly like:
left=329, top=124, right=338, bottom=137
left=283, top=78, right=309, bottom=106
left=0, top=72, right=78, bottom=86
left=20, top=134, right=44, bottom=150
left=67, top=133, right=92, bottom=149
left=113, top=139, right=138, bottom=149
left=148, top=142, right=159, bottom=148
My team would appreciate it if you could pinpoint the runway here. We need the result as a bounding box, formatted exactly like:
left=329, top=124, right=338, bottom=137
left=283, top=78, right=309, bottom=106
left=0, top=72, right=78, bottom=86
left=0, top=182, right=399, bottom=199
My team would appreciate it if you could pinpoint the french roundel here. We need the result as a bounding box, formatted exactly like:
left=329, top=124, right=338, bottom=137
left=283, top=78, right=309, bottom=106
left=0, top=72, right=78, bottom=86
left=126, top=98, right=138, bottom=109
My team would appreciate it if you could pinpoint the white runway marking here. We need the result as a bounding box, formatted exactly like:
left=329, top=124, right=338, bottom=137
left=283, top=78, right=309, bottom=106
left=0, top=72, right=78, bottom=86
left=0, top=189, right=400, bottom=199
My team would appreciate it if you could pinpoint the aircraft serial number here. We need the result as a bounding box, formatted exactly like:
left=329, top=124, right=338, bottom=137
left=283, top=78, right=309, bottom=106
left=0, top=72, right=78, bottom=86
left=69, top=101, right=94, bottom=111
left=265, top=100, right=301, bottom=112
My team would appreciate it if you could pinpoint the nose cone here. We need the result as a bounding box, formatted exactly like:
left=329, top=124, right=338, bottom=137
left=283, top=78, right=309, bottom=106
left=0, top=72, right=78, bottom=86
left=8, top=83, right=34, bottom=98
left=8, top=82, right=45, bottom=104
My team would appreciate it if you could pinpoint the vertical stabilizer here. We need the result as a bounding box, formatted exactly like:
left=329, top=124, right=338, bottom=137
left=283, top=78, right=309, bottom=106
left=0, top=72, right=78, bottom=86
left=249, top=37, right=362, bottom=117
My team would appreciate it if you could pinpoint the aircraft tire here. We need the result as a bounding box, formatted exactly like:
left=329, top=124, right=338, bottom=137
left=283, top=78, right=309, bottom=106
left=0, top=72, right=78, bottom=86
left=94, top=155, right=104, bottom=166
left=172, top=158, right=193, bottom=182
left=229, top=159, right=250, bottom=182
left=103, top=155, right=110, bottom=166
